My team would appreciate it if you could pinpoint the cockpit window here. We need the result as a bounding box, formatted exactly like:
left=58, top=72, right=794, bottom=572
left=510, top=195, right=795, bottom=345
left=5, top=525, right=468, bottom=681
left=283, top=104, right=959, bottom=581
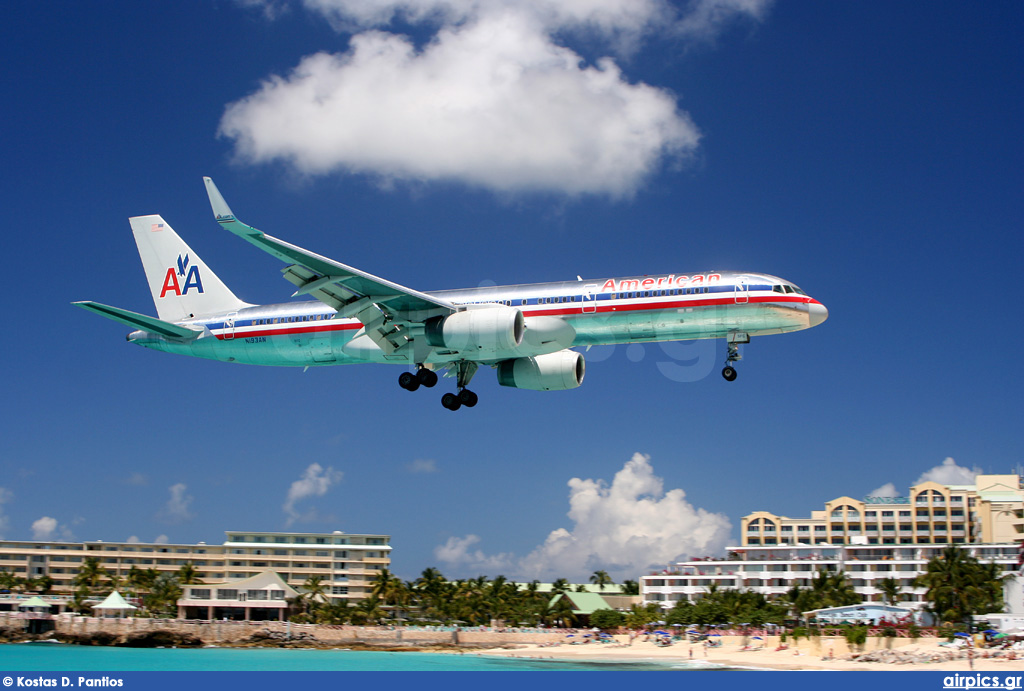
left=773, top=285, right=785, bottom=294
left=783, top=285, right=794, bottom=293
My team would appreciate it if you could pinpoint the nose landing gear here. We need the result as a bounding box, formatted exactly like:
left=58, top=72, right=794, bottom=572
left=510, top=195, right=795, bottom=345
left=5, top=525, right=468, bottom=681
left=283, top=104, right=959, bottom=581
left=722, top=332, right=748, bottom=382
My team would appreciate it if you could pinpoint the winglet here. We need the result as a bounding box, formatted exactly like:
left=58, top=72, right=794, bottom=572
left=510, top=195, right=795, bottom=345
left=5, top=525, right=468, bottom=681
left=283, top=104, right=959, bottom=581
left=203, top=177, right=234, bottom=220
left=203, top=177, right=264, bottom=239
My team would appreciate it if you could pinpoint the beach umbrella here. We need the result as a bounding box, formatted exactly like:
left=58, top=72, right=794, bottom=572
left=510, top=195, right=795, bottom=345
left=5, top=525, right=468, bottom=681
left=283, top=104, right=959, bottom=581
left=983, top=630, right=999, bottom=634
left=752, top=636, right=763, bottom=640
left=954, top=633, right=970, bottom=638
left=653, top=630, right=669, bottom=635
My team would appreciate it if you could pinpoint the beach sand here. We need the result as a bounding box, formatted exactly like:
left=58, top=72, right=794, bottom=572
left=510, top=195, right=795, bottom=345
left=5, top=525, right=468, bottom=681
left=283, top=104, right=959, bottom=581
left=476, top=636, right=1024, bottom=671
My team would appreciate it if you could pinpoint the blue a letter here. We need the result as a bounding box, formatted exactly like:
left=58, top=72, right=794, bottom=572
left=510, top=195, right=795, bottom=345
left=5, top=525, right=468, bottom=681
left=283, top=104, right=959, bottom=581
left=182, top=265, right=204, bottom=294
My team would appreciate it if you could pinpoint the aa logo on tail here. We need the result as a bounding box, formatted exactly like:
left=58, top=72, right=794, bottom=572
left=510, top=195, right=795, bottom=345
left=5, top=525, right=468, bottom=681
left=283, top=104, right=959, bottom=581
left=160, top=254, right=204, bottom=297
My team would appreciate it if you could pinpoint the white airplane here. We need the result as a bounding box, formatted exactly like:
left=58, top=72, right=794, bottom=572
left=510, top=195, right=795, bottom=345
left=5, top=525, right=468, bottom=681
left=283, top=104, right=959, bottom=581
left=75, top=178, right=828, bottom=410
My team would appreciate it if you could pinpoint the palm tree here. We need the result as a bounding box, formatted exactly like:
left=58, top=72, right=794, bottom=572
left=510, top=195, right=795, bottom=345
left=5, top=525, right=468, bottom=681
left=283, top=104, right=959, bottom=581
left=916, top=545, right=1004, bottom=626
left=145, top=574, right=183, bottom=617
left=74, top=556, right=108, bottom=593
left=620, top=579, right=640, bottom=595
left=352, top=596, right=386, bottom=625
left=316, top=598, right=354, bottom=625
left=0, top=570, right=18, bottom=592
left=545, top=594, right=578, bottom=628
left=412, top=567, right=448, bottom=622
left=301, top=574, right=330, bottom=615
left=877, top=577, right=903, bottom=607
left=550, top=578, right=571, bottom=595
left=177, top=562, right=204, bottom=585
left=32, top=574, right=54, bottom=594
left=370, top=568, right=409, bottom=621
left=590, top=570, right=614, bottom=591
left=125, top=565, right=157, bottom=600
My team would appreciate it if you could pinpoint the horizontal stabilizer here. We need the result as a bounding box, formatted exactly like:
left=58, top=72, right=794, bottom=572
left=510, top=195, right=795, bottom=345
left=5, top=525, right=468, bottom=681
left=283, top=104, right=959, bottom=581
left=73, top=301, right=202, bottom=340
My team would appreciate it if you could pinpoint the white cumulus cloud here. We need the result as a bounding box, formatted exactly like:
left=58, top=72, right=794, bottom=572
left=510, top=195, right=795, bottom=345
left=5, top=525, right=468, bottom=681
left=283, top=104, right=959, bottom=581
left=867, top=482, right=899, bottom=498
left=407, top=458, right=439, bottom=474
left=223, top=0, right=768, bottom=197
left=434, top=452, right=731, bottom=581
left=916, top=457, right=981, bottom=486
left=157, top=483, right=195, bottom=524
left=31, top=516, right=58, bottom=541
left=284, top=463, right=344, bottom=525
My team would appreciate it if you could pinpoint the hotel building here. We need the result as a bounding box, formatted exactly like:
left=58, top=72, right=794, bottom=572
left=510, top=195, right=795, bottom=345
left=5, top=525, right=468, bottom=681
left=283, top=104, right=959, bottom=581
left=642, top=474, right=1024, bottom=611
left=0, top=530, right=391, bottom=603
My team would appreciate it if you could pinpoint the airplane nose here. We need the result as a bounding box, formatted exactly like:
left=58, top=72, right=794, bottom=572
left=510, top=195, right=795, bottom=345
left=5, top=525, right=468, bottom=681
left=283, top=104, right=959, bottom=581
left=807, top=301, right=829, bottom=327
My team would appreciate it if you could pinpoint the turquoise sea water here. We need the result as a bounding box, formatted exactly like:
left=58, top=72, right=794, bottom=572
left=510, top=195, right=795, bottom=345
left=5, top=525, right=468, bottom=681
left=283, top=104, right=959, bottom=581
left=0, top=643, right=737, bottom=671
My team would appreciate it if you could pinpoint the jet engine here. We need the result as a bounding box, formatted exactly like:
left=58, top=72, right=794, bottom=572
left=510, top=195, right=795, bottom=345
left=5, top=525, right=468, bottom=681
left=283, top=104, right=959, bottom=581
left=424, top=306, right=525, bottom=355
left=496, top=350, right=585, bottom=391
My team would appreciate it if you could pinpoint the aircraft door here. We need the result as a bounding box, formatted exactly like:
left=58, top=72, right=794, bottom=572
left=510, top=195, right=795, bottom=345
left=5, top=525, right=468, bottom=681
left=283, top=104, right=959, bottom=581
left=582, top=284, right=598, bottom=313
left=223, top=312, right=237, bottom=339
left=734, top=278, right=749, bottom=304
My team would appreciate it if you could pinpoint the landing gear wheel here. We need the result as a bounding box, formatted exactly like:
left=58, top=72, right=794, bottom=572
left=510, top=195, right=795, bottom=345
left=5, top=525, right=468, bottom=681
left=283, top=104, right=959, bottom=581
left=458, top=389, right=478, bottom=408
left=398, top=371, right=420, bottom=391
left=722, top=366, right=737, bottom=382
left=441, top=392, right=461, bottom=411
left=417, top=368, right=438, bottom=388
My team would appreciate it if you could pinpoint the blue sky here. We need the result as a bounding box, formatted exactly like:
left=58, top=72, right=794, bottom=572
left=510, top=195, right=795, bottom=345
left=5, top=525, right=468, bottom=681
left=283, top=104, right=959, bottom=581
left=2, top=1, right=1021, bottom=583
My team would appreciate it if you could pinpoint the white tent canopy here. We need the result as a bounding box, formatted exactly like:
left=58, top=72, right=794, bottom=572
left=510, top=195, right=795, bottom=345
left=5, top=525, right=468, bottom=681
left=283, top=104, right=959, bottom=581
left=91, top=590, right=137, bottom=614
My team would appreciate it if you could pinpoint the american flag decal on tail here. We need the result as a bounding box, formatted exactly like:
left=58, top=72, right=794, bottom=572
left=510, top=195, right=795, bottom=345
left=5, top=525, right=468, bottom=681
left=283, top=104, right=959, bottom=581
left=151, top=223, right=164, bottom=232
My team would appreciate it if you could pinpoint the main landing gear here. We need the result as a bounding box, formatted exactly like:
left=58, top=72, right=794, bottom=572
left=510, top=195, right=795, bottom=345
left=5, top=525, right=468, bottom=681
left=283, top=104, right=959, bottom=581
left=398, top=366, right=438, bottom=392
left=722, top=332, right=749, bottom=382
left=398, top=362, right=479, bottom=411
left=441, top=389, right=478, bottom=411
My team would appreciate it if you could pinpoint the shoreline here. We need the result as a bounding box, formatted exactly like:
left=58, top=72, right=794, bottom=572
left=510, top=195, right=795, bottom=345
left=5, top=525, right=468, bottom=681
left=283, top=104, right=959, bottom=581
left=470, top=636, right=1024, bottom=672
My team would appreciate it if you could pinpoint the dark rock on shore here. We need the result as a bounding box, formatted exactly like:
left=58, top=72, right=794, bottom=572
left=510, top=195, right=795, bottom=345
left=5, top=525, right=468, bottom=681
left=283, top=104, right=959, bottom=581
left=118, top=630, right=203, bottom=648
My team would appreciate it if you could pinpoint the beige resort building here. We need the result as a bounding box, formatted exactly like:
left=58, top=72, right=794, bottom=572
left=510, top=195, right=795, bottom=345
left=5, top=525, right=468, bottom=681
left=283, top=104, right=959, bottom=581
left=0, top=530, right=391, bottom=607
left=642, top=473, right=1024, bottom=612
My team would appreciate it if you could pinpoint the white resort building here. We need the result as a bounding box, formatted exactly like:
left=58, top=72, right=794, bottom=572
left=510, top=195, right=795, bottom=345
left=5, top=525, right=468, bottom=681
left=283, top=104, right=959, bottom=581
left=0, top=529, right=391, bottom=608
left=642, top=473, right=1024, bottom=612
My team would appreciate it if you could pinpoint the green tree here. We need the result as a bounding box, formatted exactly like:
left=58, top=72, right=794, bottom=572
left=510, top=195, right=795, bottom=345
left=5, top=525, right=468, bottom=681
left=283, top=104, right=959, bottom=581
left=31, top=574, right=54, bottom=594
left=0, top=570, right=18, bottom=592
left=74, top=556, right=108, bottom=593
left=623, top=602, right=662, bottom=629
left=550, top=578, right=571, bottom=595
left=589, top=570, right=614, bottom=592
left=177, top=562, right=204, bottom=585
left=877, top=577, right=903, bottom=607
left=620, top=579, right=640, bottom=595
left=590, top=608, right=625, bottom=629
left=916, top=545, right=1005, bottom=626
left=300, top=574, right=330, bottom=617
left=144, top=574, right=182, bottom=617
left=545, top=594, right=578, bottom=628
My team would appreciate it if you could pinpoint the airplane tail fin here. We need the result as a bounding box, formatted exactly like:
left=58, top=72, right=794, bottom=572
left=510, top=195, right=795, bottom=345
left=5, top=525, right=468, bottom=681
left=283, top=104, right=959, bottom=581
left=129, top=214, right=250, bottom=321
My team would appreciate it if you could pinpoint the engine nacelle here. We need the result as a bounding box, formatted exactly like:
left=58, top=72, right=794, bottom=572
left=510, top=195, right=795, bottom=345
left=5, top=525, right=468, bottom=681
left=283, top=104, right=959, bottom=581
left=496, top=350, right=585, bottom=391
left=424, top=306, right=525, bottom=355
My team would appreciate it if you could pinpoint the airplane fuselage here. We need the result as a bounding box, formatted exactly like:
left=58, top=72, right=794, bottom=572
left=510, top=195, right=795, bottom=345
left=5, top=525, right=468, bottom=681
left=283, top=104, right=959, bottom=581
left=130, top=270, right=827, bottom=368
left=78, top=178, right=828, bottom=409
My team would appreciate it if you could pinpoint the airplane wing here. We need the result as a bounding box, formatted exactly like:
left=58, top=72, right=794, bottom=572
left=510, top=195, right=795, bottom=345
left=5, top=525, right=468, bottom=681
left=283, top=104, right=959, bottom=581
left=73, top=301, right=203, bottom=340
left=203, top=177, right=455, bottom=355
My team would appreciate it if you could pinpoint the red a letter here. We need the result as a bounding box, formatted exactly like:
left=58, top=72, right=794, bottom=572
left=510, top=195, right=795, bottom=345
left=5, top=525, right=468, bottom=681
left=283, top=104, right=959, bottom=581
left=160, top=268, right=181, bottom=297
